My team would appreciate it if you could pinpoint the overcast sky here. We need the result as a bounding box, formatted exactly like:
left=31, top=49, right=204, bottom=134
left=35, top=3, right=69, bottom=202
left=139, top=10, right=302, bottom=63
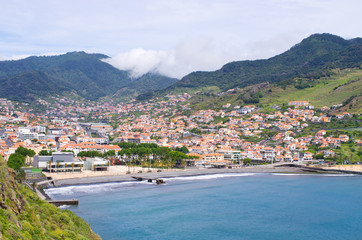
left=1, top=0, right=361, bottom=78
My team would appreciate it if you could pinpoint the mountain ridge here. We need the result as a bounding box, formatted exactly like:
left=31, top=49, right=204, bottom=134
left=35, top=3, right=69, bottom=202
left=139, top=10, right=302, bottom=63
left=0, top=52, right=177, bottom=102
left=1, top=33, right=361, bottom=103
left=165, top=33, right=362, bottom=93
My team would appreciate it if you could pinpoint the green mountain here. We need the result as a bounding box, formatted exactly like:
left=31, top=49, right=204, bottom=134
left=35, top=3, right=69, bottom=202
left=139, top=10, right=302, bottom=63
left=0, top=52, right=177, bottom=102
left=188, top=68, right=362, bottom=114
left=0, top=158, right=101, bottom=239
left=166, top=33, right=362, bottom=92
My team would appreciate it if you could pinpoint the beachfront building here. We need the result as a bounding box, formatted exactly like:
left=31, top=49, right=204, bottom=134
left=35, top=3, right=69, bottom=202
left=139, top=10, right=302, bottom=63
left=33, top=152, right=84, bottom=172
left=260, top=147, right=276, bottom=163
left=215, top=148, right=242, bottom=164
left=208, top=160, right=233, bottom=168
left=84, top=157, right=110, bottom=171
left=192, top=153, right=225, bottom=168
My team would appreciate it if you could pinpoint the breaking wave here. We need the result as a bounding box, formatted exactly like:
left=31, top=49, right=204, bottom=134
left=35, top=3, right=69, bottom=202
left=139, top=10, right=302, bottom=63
left=45, top=181, right=151, bottom=196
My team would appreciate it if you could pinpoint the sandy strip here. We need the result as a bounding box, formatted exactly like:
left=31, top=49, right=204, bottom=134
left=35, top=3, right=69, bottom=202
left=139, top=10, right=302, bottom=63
left=324, top=165, right=362, bottom=172
left=46, top=164, right=362, bottom=187
left=46, top=166, right=158, bottom=180
left=46, top=165, right=194, bottom=186
left=50, top=166, right=326, bottom=187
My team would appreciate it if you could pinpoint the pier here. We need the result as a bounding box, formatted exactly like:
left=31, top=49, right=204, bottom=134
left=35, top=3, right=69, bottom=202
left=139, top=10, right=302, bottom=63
left=37, top=179, right=56, bottom=187
left=48, top=199, right=79, bottom=207
left=132, top=176, right=165, bottom=184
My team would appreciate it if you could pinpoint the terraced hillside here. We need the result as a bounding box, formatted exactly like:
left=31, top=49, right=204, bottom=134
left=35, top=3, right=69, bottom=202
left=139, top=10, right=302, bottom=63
left=261, top=68, right=362, bottom=111
left=188, top=68, right=362, bottom=114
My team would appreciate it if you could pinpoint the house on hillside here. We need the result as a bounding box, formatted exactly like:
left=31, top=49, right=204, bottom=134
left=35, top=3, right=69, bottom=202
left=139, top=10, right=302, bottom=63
left=288, top=101, right=309, bottom=107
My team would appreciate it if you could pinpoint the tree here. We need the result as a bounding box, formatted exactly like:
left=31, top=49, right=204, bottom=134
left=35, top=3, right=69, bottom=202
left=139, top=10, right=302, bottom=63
left=32, top=182, right=38, bottom=191
left=122, top=149, right=132, bottom=173
left=155, top=147, right=171, bottom=163
left=169, top=151, right=187, bottom=168
left=175, top=146, right=189, bottom=154
left=190, top=128, right=202, bottom=135
left=15, top=146, right=35, bottom=157
left=104, top=150, right=116, bottom=158
left=7, top=153, right=26, bottom=171
left=116, top=142, right=137, bottom=149
left=39, top=150, right=52, bottom=156
left=61, top=150, right=74, bottom=154
left=244, top=158, right=252, bottom=165
left=16, top=169, right=26, bottom=183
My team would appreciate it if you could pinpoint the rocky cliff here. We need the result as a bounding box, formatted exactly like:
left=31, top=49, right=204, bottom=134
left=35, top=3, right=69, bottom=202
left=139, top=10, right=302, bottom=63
left=0, top=158, right=101, bottom=240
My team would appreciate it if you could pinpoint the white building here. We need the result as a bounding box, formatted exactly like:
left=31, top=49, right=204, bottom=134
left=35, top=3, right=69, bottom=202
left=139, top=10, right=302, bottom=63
left=33, top=152, right=84, bottom=172
left=215, top=149, right=241, bottom=163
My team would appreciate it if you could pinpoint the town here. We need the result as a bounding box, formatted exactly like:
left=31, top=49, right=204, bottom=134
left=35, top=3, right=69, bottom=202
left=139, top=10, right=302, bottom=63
left=0, top=93, right=361, bottom=177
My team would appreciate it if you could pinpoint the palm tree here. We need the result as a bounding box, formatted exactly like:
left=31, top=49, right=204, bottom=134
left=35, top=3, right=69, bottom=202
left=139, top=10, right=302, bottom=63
left=125, top=149, right=132, bottom=173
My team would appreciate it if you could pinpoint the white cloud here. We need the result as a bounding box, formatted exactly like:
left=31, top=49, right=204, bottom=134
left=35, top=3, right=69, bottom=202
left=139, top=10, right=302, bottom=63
left=104, top=35, right=303, bottom=79
left=104, top=48, right=171, bottom=78
left=0, top=0, right=361, bottom=76
left=105, top=37, right=245, bottom=79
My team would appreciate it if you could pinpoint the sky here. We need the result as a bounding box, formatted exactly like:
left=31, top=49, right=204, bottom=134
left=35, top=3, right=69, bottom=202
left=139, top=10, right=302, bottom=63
left=0, top=0, right=361, bottom=78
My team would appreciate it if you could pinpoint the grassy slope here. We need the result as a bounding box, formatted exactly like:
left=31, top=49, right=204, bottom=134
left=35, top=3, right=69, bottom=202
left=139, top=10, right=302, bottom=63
left=261, top=69, right=362, bottom=112
left=188, top=68, right=362, bottom=113
left=338, top=142, right=362, bottom=163
left=0, top=158, right=101, bottom=240
left=189, top=92, right=242, bottom=111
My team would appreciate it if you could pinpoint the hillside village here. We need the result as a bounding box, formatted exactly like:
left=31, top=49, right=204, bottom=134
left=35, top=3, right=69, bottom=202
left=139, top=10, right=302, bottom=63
left=0, top=93, right=360, bottom=173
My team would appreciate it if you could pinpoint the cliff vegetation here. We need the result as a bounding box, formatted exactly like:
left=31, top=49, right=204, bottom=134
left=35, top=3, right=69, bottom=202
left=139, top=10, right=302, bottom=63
left=0, top=157, right=101, bottom=240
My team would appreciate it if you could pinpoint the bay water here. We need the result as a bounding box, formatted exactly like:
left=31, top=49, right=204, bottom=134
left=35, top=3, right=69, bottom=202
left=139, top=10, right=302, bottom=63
left=46, top=173, right=362, bottom=240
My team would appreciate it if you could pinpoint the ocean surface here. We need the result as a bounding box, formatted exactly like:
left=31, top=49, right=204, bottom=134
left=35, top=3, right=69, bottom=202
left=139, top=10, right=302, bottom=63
left=46, top=173, right=362, bottom=240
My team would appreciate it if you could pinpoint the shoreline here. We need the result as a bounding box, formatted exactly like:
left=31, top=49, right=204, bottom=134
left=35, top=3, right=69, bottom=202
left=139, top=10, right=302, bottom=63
left=45, top=164, right=362, bottom=188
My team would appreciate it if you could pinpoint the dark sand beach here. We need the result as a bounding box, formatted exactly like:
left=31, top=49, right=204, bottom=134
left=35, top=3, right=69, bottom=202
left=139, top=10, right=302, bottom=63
left=50, top=165, right=355, bottom=187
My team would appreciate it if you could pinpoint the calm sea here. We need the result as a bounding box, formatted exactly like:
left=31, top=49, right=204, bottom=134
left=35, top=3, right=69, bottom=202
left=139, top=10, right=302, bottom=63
left=46, top=173, right=362, bottom=240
